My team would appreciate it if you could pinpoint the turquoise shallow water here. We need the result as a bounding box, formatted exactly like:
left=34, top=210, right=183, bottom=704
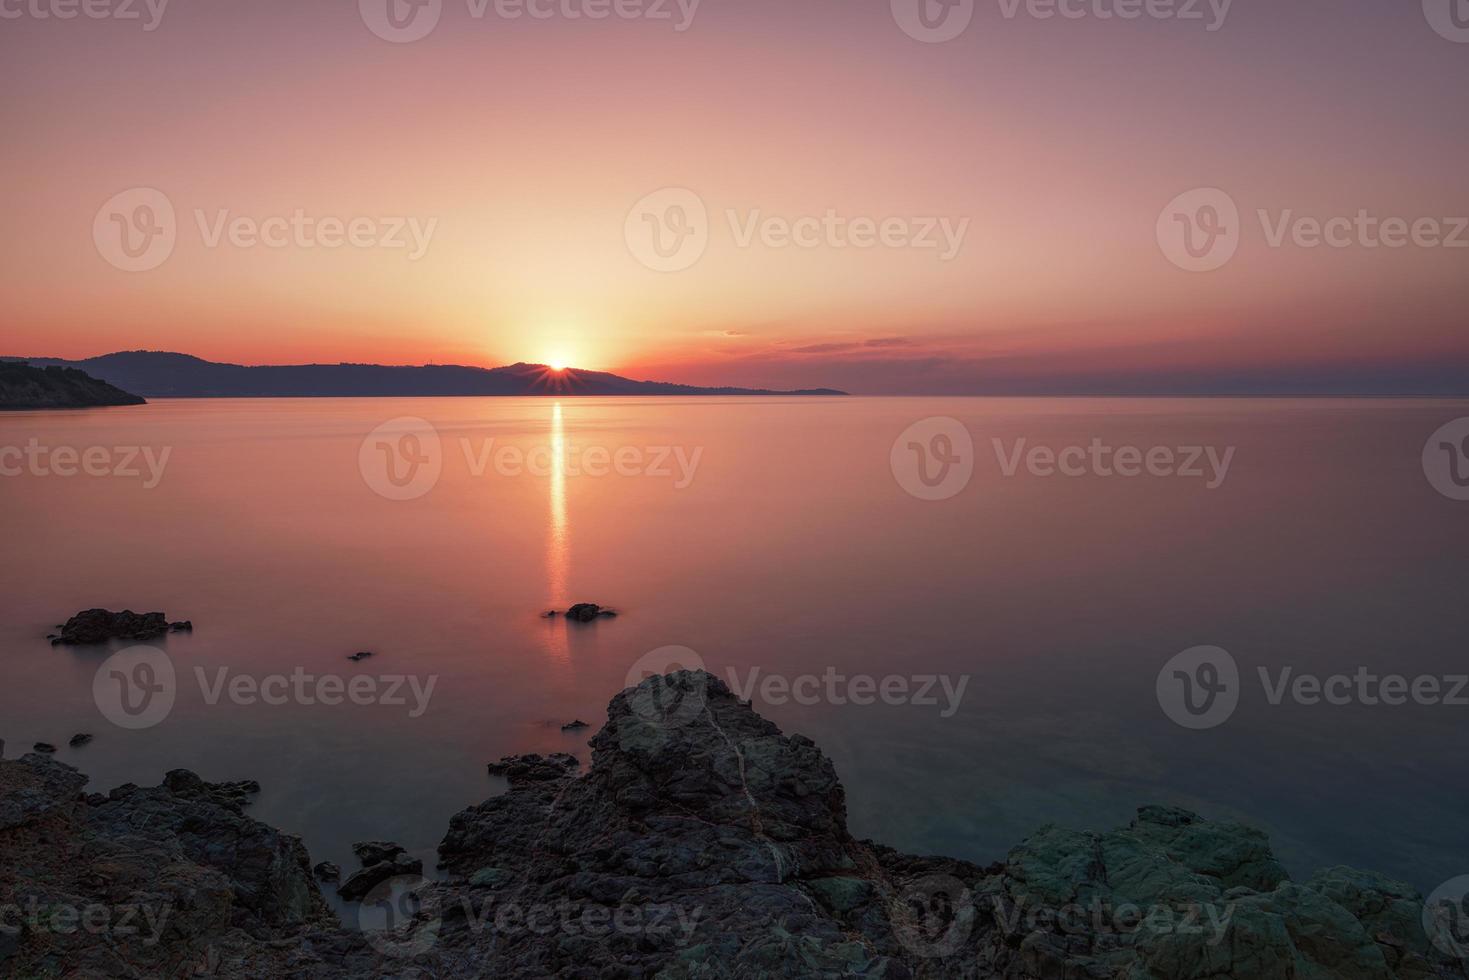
left=1, top=395, right=1466, bottom=910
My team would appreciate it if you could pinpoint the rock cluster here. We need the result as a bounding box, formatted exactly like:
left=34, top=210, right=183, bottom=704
left=1, top=673, right=1464, bottom=979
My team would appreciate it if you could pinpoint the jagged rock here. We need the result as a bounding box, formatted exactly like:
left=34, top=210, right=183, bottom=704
left=561, top=719, right=590, bottom=731
left=68, top=733, right=93, bottom=748
left=314, top=861, right=341, bottom=882
left=50, top=608, right=192, bottom=645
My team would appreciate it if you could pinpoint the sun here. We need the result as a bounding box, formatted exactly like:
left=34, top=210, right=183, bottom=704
left=549, top=359, right=567, bottom=372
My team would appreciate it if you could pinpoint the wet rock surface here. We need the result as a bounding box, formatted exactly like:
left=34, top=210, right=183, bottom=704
left=2, top=671, right=1464, bottom=978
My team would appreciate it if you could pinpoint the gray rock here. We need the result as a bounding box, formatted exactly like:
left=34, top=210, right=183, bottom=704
left=351, top=840, right=406, bottom=866
left=50, top=608, right=191, bottom=645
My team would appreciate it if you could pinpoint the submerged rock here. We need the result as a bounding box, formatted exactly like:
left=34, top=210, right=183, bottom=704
left=50, top=608, right=192, bottom=645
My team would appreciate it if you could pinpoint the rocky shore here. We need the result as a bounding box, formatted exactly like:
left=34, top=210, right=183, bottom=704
left=1, top=671, right=1463, bottom=979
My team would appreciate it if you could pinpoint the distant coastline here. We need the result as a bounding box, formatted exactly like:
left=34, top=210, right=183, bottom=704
left=2, top=352, right=848, bottom=399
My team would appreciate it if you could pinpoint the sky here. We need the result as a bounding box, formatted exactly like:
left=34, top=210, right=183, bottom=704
left=1, top=0, right=1466, bottom=394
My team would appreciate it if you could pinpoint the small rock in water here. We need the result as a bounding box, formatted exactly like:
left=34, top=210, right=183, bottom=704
left=542, top=610, right=559, bottom=618
left=33, top=743, right=57, bottom=754
left=313, top=862, right=341, bottom=882
left=69, top=733, right=93, bottom=748
left=564, top=603, right=616, bottom=622
left=352, top=840, right=406, bottom=866
left=51, top=609, right=192, bottom=645
left=338, top=851, right=423, bottom=901
left=347, top=651, right=373, bottom=662
left=560, top=720, right=590, bottom=731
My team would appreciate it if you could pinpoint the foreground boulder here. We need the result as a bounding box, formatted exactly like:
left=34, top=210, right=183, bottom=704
left=1, top=672, right=1463, bottom=979
left=50, top=608, right=192, bottom=645
left=0, top=755, right=352, bottom=978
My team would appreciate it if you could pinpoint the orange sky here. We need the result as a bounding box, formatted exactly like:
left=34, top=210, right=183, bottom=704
left=2, top=0, right=1466, bottom=393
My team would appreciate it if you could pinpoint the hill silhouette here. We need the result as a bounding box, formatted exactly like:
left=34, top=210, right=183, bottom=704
left=7, top=352, right=847, bottom=398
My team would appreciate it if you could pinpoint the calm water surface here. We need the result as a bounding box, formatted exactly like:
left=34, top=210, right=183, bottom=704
left=2, top=396, right=1466, bottom=917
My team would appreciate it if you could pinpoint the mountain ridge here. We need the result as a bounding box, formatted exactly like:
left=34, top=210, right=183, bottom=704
left=4, top=351, right=848, bottom=398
